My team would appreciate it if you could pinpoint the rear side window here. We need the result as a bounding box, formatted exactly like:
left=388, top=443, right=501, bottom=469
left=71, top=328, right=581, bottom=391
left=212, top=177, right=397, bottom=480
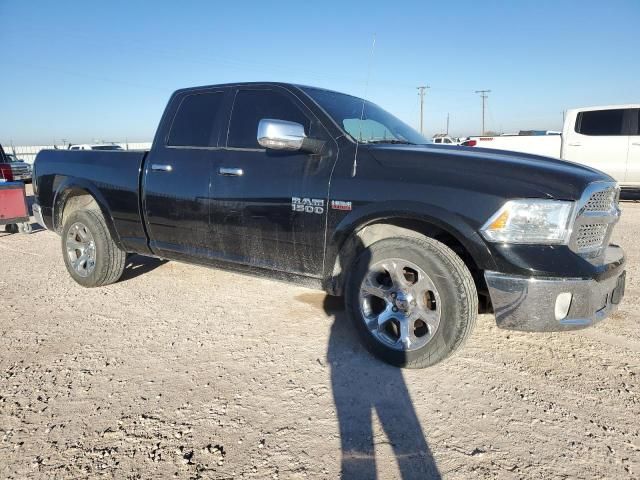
left=168, top=92, right=224, bottom=147
left=576, top=109, right=625, bottom=136
left=227, top=89, right=310, bottom=149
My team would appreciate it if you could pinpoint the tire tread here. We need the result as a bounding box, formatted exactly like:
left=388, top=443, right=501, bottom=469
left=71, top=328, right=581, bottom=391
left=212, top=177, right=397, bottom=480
left=407, top=236, right=477, bottom=368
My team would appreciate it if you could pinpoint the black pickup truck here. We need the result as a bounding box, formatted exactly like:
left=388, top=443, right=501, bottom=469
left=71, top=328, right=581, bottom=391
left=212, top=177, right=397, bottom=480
left=33, top=82, right=626, bottom=368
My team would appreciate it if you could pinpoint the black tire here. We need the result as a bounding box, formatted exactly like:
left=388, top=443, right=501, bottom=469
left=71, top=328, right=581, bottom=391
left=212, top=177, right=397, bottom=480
left=345, top=236, right=477, bottom=368
left=61, top=209, right=126, bottom=288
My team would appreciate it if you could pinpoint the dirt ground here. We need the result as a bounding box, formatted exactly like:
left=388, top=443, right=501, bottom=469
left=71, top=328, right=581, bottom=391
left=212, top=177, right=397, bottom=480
left=1, top=187, right=639, bottom=479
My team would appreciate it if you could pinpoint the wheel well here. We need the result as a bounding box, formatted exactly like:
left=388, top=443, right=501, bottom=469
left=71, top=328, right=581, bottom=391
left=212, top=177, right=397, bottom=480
left=55, top=189, right=99, bottom=234
left=328, top=219, right=491, bottom=313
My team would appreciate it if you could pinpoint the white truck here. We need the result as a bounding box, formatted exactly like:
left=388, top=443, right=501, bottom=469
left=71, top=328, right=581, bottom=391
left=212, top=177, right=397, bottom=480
left=432, top=135, right=460, bottom=145
left=462, top=105, right=640, bottom=190
left=68, top=144, right=124, bottom=151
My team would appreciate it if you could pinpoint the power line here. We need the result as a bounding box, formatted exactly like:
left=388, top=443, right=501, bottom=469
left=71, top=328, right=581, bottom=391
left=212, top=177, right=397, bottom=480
left=12, top=27, right=481, bottom=94
left=417, top=86, right=430, bottom=135
left=475, top=90, right=491, bottom=135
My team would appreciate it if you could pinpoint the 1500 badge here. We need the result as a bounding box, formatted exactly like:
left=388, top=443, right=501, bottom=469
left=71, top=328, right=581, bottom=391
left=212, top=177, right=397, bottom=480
left=292, top=197, right=324, bottom=214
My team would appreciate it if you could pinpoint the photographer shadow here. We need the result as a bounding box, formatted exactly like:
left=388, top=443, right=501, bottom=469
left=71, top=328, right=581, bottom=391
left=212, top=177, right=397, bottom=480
left=325, top=237, right=441, bottom=479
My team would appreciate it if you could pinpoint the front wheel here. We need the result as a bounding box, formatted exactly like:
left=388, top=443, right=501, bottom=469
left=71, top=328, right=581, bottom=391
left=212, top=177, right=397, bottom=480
left=61, top=209, right=126, bottom=287
left=345, top=236, right=478, bottom=368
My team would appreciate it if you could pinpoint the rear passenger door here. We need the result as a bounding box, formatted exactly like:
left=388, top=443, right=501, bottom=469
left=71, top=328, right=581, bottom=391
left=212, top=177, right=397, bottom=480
left=143, top=88, right=230, bottom=260
left=209, top=86, right=336, bottom=276
left=563, top=108, right=630, bottom=183
left=627, top=109, right=640, bottom=186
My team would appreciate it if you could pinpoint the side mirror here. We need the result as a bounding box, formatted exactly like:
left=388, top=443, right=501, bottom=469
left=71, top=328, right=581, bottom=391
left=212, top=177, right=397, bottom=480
left=257, top=119, right=325, bottom=155
left=258, top=119, right=306, bottom=151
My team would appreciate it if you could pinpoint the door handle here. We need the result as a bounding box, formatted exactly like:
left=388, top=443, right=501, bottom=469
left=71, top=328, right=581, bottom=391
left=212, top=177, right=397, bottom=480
left=632, top=142, right=640, bottom=146
left=219, top=167, right=244, bottom=176
left=151, top=164, right=173, bottom=172
left=568, top=143, right=582, bottom=147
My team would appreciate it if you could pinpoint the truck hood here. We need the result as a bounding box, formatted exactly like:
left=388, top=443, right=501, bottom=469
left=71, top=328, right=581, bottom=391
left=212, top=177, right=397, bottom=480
left=366, top=144, right=612, bottom=200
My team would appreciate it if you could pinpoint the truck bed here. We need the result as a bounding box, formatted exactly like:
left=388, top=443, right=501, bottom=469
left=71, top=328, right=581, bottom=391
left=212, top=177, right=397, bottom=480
left=470, top=135, right=562, bottom=158
left=34, top=149, right=149, bottom=252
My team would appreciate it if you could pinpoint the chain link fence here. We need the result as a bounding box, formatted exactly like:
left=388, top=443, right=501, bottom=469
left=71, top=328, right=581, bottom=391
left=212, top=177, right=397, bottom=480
left=1, top=142, right=152, bottom=165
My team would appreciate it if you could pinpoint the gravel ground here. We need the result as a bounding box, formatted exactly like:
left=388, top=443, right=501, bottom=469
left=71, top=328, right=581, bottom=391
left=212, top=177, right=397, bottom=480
left=1, top=187, right=639, bottom=479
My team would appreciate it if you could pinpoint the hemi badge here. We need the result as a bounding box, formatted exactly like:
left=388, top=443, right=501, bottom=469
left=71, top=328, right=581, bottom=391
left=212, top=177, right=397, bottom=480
left=331, top=200, right=352, bottom=211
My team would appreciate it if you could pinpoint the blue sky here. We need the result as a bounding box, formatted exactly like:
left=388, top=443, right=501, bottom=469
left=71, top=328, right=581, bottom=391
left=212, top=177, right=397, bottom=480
left=1, top=0, right=638, bottom=144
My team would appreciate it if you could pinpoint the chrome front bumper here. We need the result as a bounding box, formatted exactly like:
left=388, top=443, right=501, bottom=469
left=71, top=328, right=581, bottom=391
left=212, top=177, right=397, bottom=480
left=485, top=266, right=626, bottom=332
left=32, top=203, right=46, bottom=229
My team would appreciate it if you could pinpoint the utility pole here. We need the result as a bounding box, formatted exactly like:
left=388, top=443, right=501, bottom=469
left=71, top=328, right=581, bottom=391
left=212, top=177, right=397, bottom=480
left=475, top=89, right=491, bottom=135
left=417, top=85, right=430, bottom=135
left=446, top=113, right=450, bottom=135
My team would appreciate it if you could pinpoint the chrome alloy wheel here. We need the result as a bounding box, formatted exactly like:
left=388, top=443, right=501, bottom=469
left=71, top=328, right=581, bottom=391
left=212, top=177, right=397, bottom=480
left=359, top=258, right=442, bottom=352
left=65, top=222, right=96, bottom=278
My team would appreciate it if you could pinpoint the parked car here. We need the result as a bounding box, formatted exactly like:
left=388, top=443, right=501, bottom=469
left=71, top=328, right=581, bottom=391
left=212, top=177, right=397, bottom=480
left=0, top=152, right=32, bottom=183
left=461, top=105, right=640, bottom=191
left=33, top=82, right=625, bottom=368
left=431, top=135, right=459, bottom=145
left=68, top=144, right=124, bottom=151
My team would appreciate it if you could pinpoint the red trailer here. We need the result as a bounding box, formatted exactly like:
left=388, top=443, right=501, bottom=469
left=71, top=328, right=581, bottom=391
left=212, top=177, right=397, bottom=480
left=0, top=181, right=32, bottom=234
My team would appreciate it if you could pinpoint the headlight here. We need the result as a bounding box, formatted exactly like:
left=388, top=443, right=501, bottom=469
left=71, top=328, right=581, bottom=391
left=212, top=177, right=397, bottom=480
left=481, top=199, right=575, bottom=244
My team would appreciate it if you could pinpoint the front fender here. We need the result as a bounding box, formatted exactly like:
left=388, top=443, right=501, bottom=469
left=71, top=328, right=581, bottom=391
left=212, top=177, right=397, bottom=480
left=323, top=200, right=496, bottom=289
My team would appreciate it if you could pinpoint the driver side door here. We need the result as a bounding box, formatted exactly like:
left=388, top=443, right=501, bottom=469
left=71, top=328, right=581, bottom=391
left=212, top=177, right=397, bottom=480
left=209, top=86, right=337, bottom=276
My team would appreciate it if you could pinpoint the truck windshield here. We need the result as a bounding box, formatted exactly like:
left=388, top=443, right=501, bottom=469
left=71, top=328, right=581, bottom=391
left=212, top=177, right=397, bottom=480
left=301, top=87, right=427, bottom=145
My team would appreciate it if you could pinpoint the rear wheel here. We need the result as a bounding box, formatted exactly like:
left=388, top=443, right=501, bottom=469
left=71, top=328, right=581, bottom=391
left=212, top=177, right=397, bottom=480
left=345, top=236, right=477, bottom=368
left=61, top=209, right=126, bottom=287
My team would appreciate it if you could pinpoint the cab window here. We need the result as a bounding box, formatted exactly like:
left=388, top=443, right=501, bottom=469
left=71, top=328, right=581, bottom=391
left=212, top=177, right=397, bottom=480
left=227, top=89, right=310, bottom=149
left=168, top=91, right=225, bottom=147
left=576, top=109, right=626, bottom=136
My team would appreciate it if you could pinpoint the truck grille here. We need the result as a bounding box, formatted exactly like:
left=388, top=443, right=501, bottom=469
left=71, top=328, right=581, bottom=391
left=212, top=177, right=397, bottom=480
left=575, top=223, right=609, bottom=250
left=570, top=182, right=620, bottom=257
left=583, top=186, right=618, bottom=212
left=10, top=165, right=30, bottom=177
